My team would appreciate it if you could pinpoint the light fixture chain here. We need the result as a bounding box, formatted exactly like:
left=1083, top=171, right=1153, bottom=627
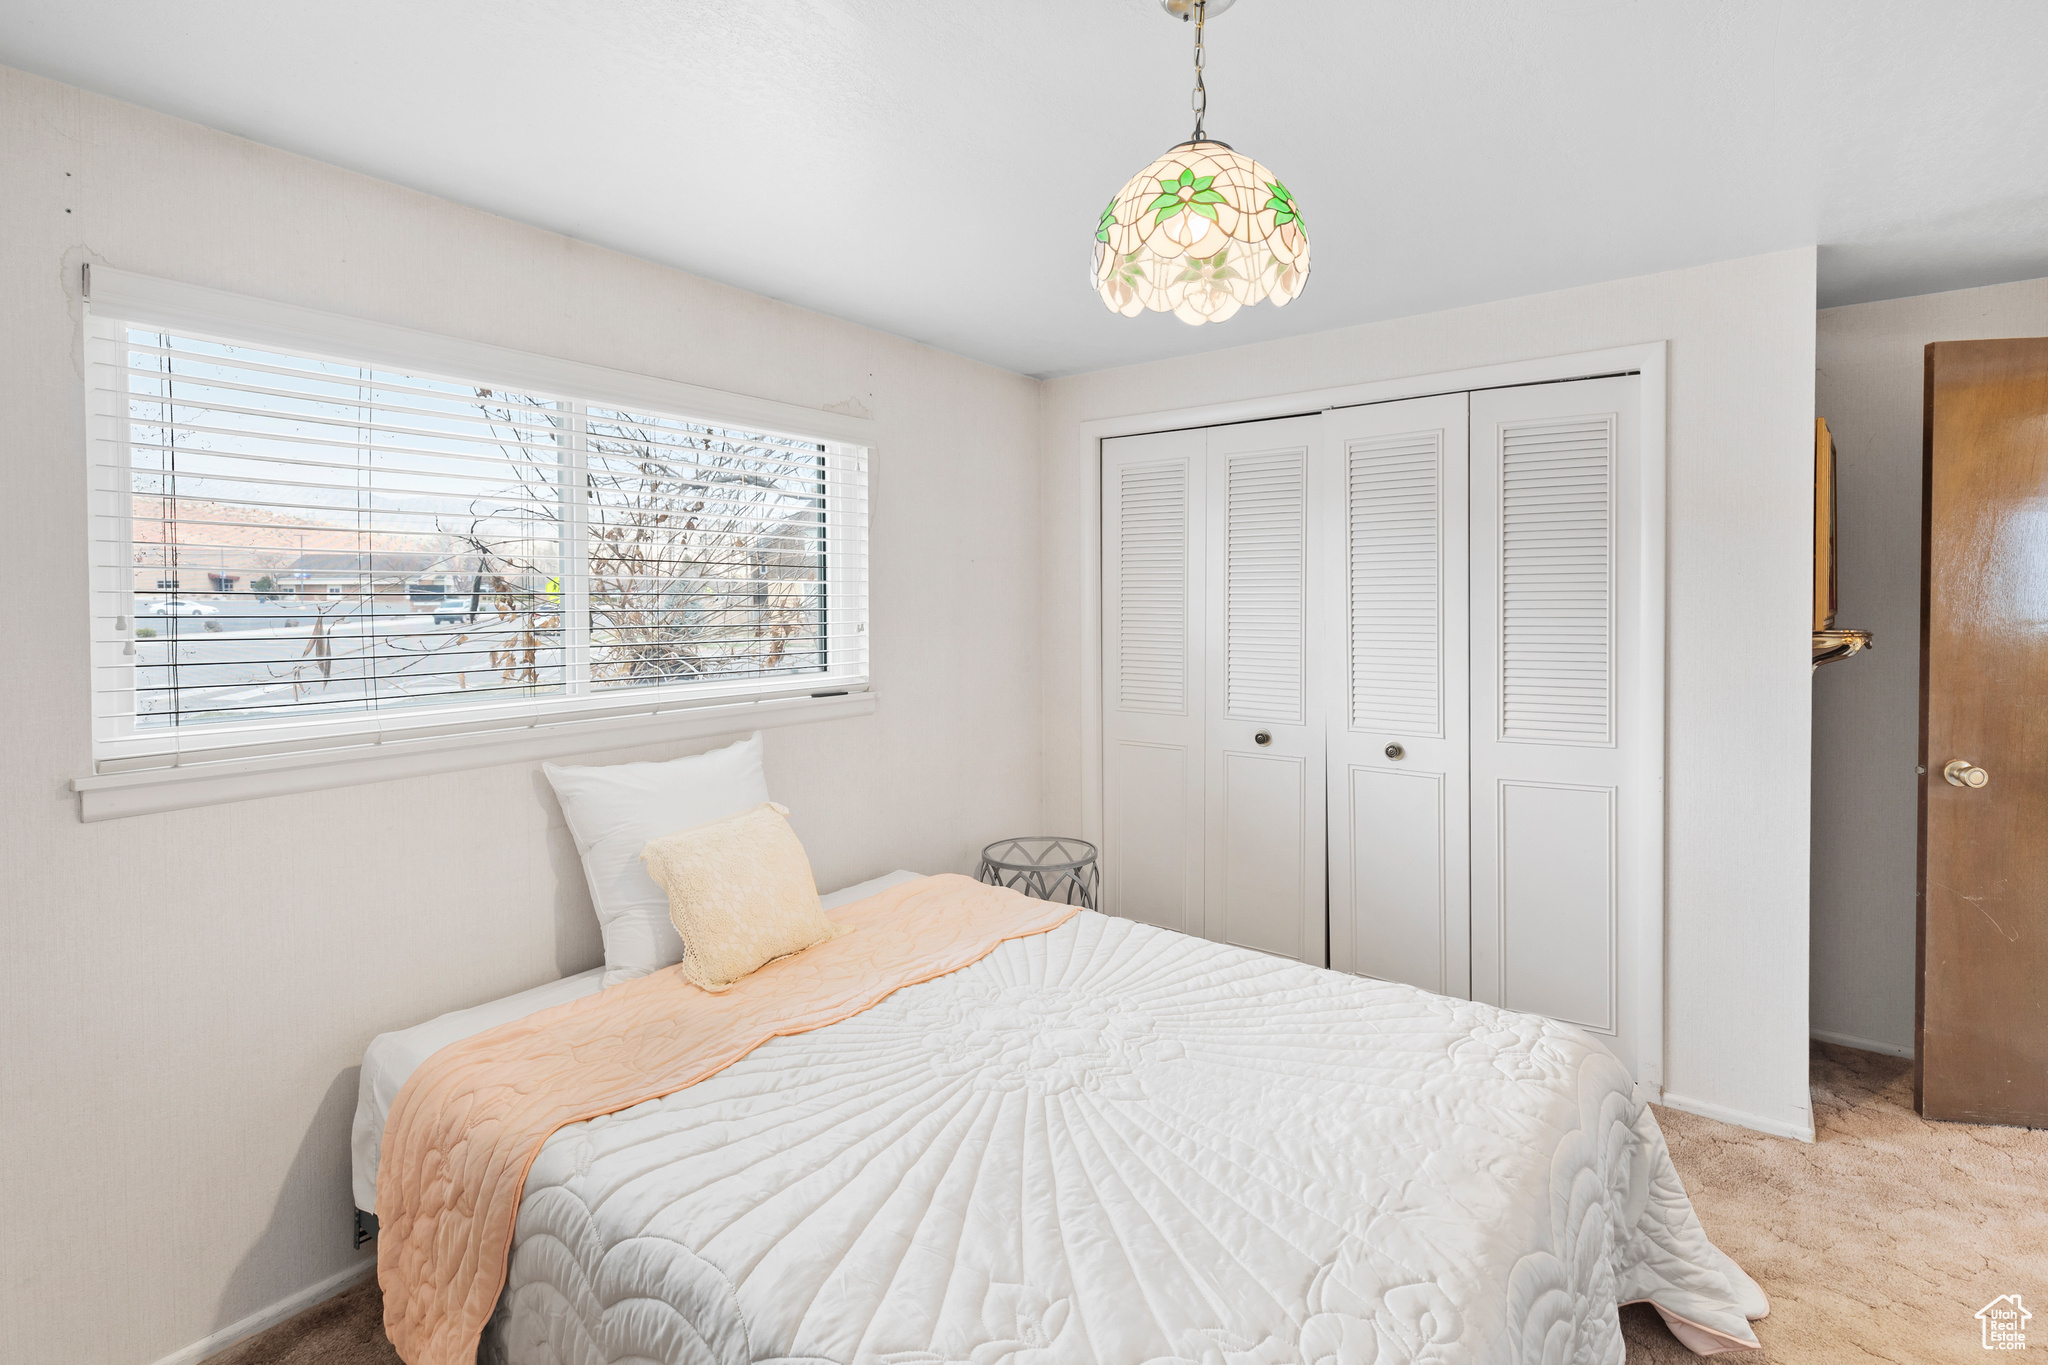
left=1190, top=0, right=1207, bottom=141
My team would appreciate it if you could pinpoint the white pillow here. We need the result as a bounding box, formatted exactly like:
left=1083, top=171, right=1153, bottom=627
left=543, top=732, right=771, bottom=986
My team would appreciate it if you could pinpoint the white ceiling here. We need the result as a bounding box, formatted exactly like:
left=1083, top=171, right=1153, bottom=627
left=3, top=1, right=2044, bottom=378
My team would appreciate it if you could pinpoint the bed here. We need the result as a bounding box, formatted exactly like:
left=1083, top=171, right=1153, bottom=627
left=351, top=871, right=929, bottom=1218
left=360, top=874, right=1766, bottom=1365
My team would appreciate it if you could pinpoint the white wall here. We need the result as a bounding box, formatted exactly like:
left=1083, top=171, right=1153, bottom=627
left=1039, top=249, right=1820, bottom=1138
left=0, top=66, right=1042, bottom=1365
left=1810, top=277, right=2048, bottom=1056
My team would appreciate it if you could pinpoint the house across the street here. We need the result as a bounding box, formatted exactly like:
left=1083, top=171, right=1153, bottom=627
left=283, top=550, right=464, bottom=603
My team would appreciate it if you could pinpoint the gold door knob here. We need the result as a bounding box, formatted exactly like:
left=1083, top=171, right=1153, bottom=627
left=1943, top=759, right=1990, bottom=789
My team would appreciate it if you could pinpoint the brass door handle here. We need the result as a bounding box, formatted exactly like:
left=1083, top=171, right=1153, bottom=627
left=1943, top=759, right=1990, bottom=789
left=1253, top=729, right=1272, bottom=746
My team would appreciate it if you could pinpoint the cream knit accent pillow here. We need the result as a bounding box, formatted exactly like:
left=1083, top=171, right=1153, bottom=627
left=638, top=802, right=846, bottom=993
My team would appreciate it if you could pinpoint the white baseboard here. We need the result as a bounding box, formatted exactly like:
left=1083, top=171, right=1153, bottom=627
left=1658, top=1091, right=1816, bottom=1144
left=144, top=1260, right=374, bottom=1365
left=1810, top=1027, right=1914, bottom=1059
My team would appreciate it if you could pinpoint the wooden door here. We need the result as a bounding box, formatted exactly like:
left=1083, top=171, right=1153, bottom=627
left=1918, top=338, right=2048, bottom=1127
left=1101, top=429, right=1206, bottom=936
left=1204, top=416, right=1327, bottom=962
left=1469, top=377, right=1644, bottom=1080
left=1323, top=394, right=1472, bottom=994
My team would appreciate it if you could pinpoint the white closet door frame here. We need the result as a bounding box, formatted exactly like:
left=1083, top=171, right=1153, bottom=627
left=1080, top=344, right=1668, bottom=1097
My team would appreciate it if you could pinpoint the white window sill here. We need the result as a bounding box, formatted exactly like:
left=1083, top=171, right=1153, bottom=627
left=71, top=689, right=877, bottom=822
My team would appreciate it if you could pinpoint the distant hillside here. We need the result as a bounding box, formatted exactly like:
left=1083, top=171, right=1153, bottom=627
left=129, top=497, right=448, bottom=572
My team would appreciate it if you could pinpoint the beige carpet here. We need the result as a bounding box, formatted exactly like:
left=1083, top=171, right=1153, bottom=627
left=203, top=1277, right=398, bottom=1365
left=1621, top=1043, right=2046, bottom=1363
left=208, top=1044, right=2044, bottom=1365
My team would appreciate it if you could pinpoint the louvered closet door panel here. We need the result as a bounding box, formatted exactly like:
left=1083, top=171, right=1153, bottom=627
left=1499, top=418, right=1615, bottom=744
left=1322, top=394, right=1470, bottom=991
left=1469, top=376, right=1641, bottom=1078
left=1205, top=416, right=1326, bottom=961
left=1101, top=430, right=1206, bottom=936
left=1117, top=458, right=1193, bottom=714
left=1224, top=450, right=1308, bottom=723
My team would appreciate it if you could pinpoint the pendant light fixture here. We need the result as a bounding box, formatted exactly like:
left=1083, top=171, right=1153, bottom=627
left=1093, top=0, right=1309, bottom=326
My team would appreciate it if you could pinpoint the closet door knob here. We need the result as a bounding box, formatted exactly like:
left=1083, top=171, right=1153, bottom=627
left=1254, top=730, right=1272, bottom=746
left=1384, top=742, right=1405, bottom=761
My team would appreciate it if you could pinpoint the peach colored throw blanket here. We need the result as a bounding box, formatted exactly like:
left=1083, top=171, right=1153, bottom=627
left=375, top=873, right=1079, bottom=1365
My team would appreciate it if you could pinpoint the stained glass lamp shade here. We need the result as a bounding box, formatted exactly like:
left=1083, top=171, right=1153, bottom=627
left=1093, top=140, right=1310, bottom=325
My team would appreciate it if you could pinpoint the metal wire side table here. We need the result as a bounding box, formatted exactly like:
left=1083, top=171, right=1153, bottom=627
left=977, top=837, right=1099, bottom=910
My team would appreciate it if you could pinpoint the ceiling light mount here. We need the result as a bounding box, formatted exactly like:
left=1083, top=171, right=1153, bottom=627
left=1093, top=0, right=1309, bottom=326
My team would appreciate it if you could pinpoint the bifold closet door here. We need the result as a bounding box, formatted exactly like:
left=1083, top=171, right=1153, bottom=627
left=1102, top=417, right=1326, bottom=963
left=1324, top=394, right=1471, bottom=994
left=1205, top=416, right=1326, bottom=963
left=1102, top=428, right=1206, bottom=937
left=1468, top=376, right=1642, bottom=1077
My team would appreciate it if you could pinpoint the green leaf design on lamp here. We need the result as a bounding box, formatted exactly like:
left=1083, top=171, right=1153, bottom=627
left=1264, top=181, right=1304, bottom=229
left=1175, top=248, right=1239, bottom=284
left=1096, top=196, right=1118, bottom=245
left=1147, top=168, right=1228, bottom=225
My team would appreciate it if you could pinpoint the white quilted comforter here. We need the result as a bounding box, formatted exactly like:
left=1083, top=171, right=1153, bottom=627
left=480, top=912, right=1765, bottom=1365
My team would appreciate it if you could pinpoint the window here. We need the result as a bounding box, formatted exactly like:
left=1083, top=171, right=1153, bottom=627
left=84, top=283, right=868, bottom=774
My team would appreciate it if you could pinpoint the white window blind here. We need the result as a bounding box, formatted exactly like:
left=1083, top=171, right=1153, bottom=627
left=84, top=303, right=868, bottom=773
